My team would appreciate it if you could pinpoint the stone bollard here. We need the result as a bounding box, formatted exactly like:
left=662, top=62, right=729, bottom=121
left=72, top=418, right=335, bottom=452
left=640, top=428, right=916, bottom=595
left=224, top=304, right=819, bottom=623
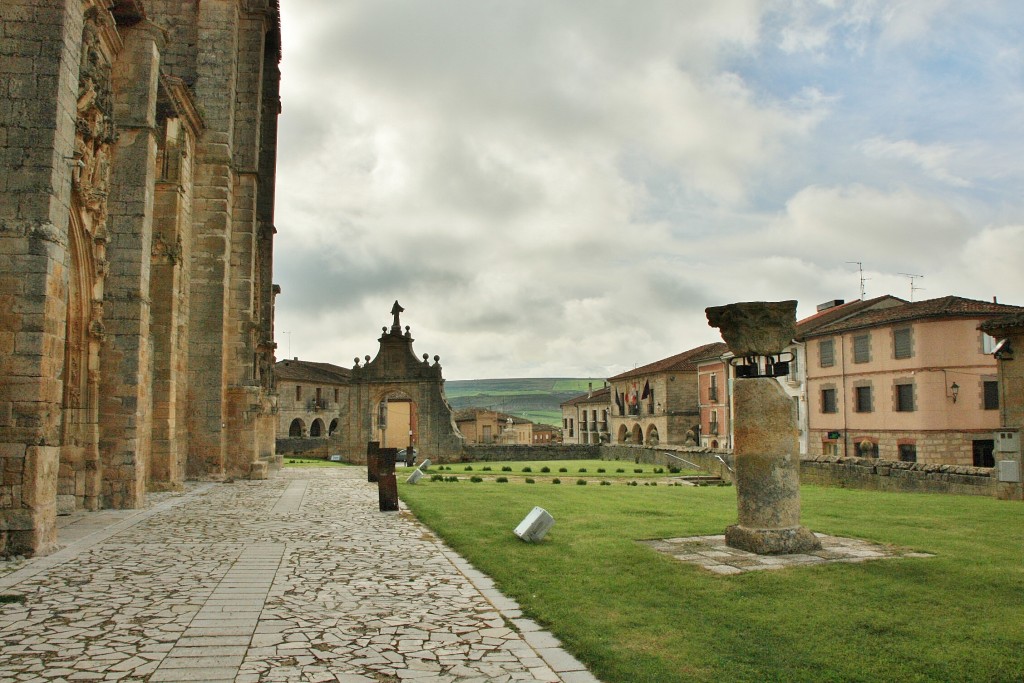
left=366, top=441, right=380, bottom=483
left=378, top=447, right=399, bottom=512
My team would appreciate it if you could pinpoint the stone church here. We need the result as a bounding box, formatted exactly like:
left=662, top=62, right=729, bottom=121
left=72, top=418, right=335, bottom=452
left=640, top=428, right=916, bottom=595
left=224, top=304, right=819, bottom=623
left=0, top=0, right=282, bottom=556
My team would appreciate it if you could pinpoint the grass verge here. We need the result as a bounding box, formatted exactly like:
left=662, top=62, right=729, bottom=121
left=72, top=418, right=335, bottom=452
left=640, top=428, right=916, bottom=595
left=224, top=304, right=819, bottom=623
left=399, top=479, right=1024, bottom=683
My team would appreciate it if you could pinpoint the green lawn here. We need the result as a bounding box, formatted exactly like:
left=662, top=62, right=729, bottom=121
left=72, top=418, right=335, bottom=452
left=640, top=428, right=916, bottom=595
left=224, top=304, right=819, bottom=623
left=406, top=459, right=702, bottom=479
left=399, top=478, right=1024, bottom=683
left=282, top=456, right=351, bottom=468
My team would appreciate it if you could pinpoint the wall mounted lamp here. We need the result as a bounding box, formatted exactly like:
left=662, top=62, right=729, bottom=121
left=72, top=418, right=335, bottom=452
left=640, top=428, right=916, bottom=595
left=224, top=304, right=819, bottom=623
left=949, top=382, right=959, bottom=403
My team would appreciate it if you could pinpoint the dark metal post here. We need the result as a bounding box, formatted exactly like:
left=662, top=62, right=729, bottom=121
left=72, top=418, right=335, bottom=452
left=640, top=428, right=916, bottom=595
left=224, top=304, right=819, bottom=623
left=366, top=441, right=380, bottom=482
left=378, top=447, right=399, bottom=511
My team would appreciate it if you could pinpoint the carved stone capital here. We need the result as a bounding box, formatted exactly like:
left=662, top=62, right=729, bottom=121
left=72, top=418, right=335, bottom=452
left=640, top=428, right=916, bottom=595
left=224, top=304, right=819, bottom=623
left=706, top=300, right=797, bottom=356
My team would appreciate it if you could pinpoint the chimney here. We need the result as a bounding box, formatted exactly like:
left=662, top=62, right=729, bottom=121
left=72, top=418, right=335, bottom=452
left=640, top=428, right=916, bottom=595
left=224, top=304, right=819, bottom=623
left=294, top=356, right=298, bottom=361
left=816, top=299, right=845, bottom=313
left=587, top=382, right=593, bottom=398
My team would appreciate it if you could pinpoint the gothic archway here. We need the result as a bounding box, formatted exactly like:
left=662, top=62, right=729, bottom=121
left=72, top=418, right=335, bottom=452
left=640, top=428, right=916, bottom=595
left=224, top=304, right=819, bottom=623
left=59, top=199, right=103, bottom=513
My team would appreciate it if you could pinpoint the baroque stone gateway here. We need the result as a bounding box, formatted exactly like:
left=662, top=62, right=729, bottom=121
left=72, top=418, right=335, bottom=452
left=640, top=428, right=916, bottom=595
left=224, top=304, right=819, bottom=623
left=0, top=0, right=283, bottom=556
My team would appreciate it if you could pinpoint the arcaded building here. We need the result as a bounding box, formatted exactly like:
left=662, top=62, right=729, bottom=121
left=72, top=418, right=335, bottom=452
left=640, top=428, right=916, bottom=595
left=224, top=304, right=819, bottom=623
left=0, top=0, right=282, bottom=555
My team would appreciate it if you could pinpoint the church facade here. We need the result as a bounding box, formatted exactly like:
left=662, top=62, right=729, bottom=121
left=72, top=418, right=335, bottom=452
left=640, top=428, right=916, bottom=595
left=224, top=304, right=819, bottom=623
left=0, top=0, right=282, bottom=556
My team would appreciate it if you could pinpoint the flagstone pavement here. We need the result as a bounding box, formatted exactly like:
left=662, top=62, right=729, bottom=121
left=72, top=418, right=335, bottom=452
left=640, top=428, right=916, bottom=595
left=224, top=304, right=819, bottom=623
left=0, top=468, right=600, bottom=683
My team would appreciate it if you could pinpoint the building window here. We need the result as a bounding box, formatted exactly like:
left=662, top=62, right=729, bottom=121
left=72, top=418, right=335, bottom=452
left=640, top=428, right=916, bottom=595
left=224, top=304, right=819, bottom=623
left=982, top=333, right=998, bottom=354
left=895, top=383, right=915, bottom=412
left=983, top=381, right=999, bottom=410
left=898, top=444, right=917, bottom=462
left=295, top=385, right=302, bottom=401
left=819, top=339, right=835, bottom=368
left=789, top=353, right=800, bottom=382
left=854, top=386, right=872, bottom=413
left=709, top=374, right=718, bottom=402
left=893, top=327, right=913, bottom=359
left=853, top=334, right=871, bottom=363
left=334, top=388, right=339, bottom=402
left=821, top=388, right=837, bottom=414
left=973, top=440, right=995, bottom=467
left=569, top=419, right=574, bottom=438
left=709, top=410, right=719, bottom=435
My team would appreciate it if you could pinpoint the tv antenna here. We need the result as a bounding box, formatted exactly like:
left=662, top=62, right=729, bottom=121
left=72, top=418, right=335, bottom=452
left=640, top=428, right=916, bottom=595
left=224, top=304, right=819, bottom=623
left=846, top=261, right=868, bottom=300
left=898, top=273, right=924, bottom=302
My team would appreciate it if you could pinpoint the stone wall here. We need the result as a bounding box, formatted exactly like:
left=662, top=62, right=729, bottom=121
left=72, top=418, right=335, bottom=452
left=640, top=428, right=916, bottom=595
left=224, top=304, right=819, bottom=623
left=800, top=455, right=995, bottom=496
left=276, top=438, right=330, bottom=459
left=0, top=0, right=282, bottom=556
left=463, top=444, right=601, bottom=462
left=600, top=444, right=735, bottom=481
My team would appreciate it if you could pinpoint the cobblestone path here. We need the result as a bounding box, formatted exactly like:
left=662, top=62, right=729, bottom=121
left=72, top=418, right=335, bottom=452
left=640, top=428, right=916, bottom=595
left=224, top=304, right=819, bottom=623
left=0, top=468, right=599, bottom=683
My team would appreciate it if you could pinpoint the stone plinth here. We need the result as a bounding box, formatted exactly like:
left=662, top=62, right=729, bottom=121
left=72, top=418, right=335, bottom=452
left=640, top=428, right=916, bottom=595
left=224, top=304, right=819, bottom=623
left=726, top=379, right=820, bottom=554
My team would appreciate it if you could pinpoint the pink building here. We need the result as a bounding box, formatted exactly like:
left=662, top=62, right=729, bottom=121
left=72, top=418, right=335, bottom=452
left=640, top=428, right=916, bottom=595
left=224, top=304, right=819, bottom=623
left=803, top=296, right=1023, bottom=465
left=696, top=357, right=731, bottom=449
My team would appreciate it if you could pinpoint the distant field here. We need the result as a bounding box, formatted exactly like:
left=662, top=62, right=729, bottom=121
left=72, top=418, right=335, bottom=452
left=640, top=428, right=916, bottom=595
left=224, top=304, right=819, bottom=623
left=444, top=378, right=604, bottom=427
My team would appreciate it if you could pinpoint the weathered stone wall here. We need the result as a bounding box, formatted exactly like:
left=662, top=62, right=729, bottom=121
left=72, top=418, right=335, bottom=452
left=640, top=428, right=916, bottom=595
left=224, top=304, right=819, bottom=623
left=601, top=444, right=735, bottom=480
left=800, top=455, right=995, bottom=496
left=809, top=428, right=1000, bottom=466
left=276, top=438, right=330, bottom=459
left=0, top=0, right=281, bottom=556
left=463, top=444, right=601, bottom=462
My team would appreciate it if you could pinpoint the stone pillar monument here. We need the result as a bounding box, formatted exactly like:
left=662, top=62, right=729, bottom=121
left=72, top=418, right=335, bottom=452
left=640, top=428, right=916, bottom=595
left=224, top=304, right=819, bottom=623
left=706, top=301, right=821, bottom=554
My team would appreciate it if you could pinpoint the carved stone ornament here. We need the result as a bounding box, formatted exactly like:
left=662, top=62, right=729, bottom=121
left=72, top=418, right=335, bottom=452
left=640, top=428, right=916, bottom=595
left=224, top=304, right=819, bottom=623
left=73, top=12, right=118, bottom=234
left=705, top=300, right=798, bottom=356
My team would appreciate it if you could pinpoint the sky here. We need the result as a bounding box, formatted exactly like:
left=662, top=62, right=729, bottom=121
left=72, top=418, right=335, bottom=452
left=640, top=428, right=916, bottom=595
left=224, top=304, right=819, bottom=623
left=273, top=0, right=1024, bottom=380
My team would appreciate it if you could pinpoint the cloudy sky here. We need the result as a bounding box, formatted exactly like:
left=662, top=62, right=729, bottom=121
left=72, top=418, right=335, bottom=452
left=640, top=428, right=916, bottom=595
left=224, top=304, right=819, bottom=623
left=273, top=0, right=1024, bottom=380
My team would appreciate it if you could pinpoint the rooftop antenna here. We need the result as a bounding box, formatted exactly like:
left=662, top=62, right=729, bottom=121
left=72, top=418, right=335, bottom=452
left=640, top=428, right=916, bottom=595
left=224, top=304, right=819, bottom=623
left=898, top=273, right=924, bottom=302
left=845, top=261, right=868, bottom=300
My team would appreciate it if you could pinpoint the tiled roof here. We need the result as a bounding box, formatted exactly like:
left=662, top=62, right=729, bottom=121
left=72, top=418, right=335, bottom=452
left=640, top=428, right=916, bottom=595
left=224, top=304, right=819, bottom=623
left=795, top=295, right=906, bottom=337
left=805, top=296, right=1024, bottom=337
left=275, top=359, right=351, bottom=384
left=607, top=342, right=728, bottom=381
left=560, top=386, right=611, bottom=408
left=980, top=312, right=1024, bottom=335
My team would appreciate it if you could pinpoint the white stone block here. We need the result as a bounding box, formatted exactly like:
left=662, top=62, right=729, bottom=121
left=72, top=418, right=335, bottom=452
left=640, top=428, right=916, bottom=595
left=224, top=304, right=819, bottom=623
left=514, top=507, right=554, bottom=543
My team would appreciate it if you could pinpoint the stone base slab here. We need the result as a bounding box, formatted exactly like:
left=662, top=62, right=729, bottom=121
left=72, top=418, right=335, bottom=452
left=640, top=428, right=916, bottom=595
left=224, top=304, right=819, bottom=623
left=725, top=524, right=822, bottom=555
left=248, top=462, right=269, bottom=480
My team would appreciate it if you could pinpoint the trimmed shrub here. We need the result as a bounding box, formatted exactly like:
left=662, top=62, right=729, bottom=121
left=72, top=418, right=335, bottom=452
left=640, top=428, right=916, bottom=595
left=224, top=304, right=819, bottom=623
left=552, top=478, right=562, bottom=484
left=496, top=476, right=509, bottom=483
left=540, top=466, right=550, bottom=473
left=576, top=479, right=587, bottom=486
left=600, top=480, right=612, bottom=486
left=482, top=466, right=492, bottom=472
left=559, top=467, right=568, bottom=473
left=470, top=475, right=483, bottom=483
left=578, top=468, right=588, bottom=473
left=465, top=466, right=473, bottom=471
left=668, top=466, right=681, bottom=474
left=597, top=468, right=606, bottom=473
left=430, top=474, right=444, bottom=482
left=501, top=466, right=512, bottom=472
left=634, top=468, right=643, bottom=474
left=525, top=478, right=536, bottom=484
left=522, top=466, right=533, bottom=473
left=616, top=468, right=625, bottom=473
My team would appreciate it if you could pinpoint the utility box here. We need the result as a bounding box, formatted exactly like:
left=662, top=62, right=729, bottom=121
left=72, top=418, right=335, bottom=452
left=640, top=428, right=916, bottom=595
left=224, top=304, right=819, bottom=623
left=997, top=460, right=1021, bottom=483
left=996, top=430, right=1020, bottom=453
left=514, top=507, right=555, bottom=543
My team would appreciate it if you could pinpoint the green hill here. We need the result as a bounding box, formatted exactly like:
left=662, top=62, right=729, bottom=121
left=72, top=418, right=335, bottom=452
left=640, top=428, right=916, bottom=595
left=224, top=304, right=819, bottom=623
left=444, top=378, right=606, bottom=427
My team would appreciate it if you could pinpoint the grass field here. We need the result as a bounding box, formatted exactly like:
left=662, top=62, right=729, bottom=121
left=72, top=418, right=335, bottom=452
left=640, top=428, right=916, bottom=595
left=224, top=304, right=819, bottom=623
left=399, top=475, right=1024, bottom=683
left=410, top=459, right=702, bottom=480
left=282, top=456, right=351, bottom=468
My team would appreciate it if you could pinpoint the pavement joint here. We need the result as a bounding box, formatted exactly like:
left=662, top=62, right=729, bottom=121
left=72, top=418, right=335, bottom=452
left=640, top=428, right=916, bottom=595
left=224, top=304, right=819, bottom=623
left=0, top=468, right=600, bottom=682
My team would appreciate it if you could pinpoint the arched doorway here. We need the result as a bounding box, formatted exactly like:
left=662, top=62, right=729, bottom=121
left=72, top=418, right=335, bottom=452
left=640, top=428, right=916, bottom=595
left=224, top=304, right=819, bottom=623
left=631, top=424, right=644, bottom=445
left=310, top=418, right=325, bottom=438
left=59, top=202, right=102, bottom=513
left=617, top=424, right=628, bottom=443
left=328, top=418, right=339, bottom=436
left=646, top=425, right=660, bottom=445
left=375, top=391, right=418, bottom=451
left=289, top=418, right=305, bottom=437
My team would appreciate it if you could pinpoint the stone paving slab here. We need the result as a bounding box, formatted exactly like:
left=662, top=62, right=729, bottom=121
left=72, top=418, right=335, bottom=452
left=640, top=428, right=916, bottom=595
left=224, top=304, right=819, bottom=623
left=0, top=468, right=601, bottom=682
left=641, top=533, right=934, bottom=574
